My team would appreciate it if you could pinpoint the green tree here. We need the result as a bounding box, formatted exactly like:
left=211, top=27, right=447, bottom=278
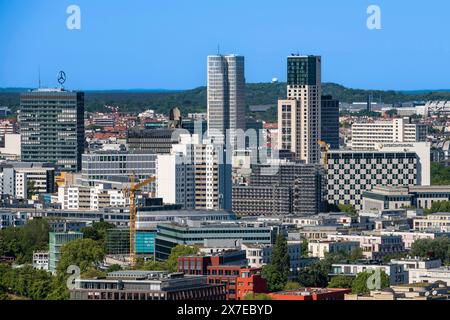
left=106, top=264, right=123, bottom=273
left=298, top=266, right=328, bottom=288
left=284, top=281, right=301, bottom=291
left=297, top=251, right=351, bottom=288
left=351, top=270, right=390, bottom=295
left=243, top=293, right=272, bottom=300
left=410, top=237, right=450, bottom=265
left=0, top=218, right=50, bottom=263
left=300, top=239, right=309, bottom=258
left=0, top=265, right=54, bottom=300
left=81, top=267, right=106, bottom=279
left=381, top=252, right=408, bottom=264
left=46, top=274, right=69, bottom=300
left=166, top=245, right=199, bottom=272
left=137, top=259, right=168, bottom=271
left=27, top=180, right=37, bottom=199
left=431, top=162, right=450, bottom=186
left=81, top=220, right=115, bottom=247
left=56, top=238, right=105, bottom=275
left=348, top=247, right=364, bottom=263
left=328, top=275, right=354, bottom=289
left=337, top=204, right=358, bottom=217
left=262, top=234, right=290, bottom=291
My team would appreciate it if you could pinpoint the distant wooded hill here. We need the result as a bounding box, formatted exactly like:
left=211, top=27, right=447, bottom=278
left=2, top=83, right=450, bottom=122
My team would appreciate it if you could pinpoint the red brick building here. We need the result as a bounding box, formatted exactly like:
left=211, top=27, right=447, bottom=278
left=178, top=251, right=267, bottom=300
left=207, top=265, right=267, bottom=300
left=269, top=288, right=351, bottom=300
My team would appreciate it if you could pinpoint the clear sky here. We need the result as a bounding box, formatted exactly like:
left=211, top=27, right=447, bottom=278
left=0, top=0, right=449, bottom=90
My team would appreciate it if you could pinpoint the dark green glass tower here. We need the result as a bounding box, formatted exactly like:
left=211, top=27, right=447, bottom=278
left=287, top=55, right=318, bottom=86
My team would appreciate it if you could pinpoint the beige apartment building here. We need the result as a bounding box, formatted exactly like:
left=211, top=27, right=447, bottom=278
left=278, top=55, right=321, bottom=164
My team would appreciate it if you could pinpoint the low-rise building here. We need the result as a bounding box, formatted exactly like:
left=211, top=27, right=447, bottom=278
left=345, top=282, right=450, bottom=300
left=362, top=186, right=450, bottom=211
left=331, top=262, right=408, bottom=285
left=33, top=251, right=49, bottom=271
left=327, top=234, right=405, bottom=260
left=70, top=271, right=226, bottom=300
left=155, top=220, right=278, bottom=261
left=242, top=243, right=302, bottom=279
left=414, top=213, right=450, bottom=232
left=380, top=231, right=440, bottom=249
left=49, top=231, right=83, bottom=273
left=409, top=266, right=450, bottom=285
left=269, top=288, right=351, bottom=300
left=308, top=240, right=360, bottom=259
left=58, top=184, right=127, bottom=211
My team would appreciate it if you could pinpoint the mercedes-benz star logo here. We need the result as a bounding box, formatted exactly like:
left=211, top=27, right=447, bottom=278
left=57, top=71, right=67, bottom=85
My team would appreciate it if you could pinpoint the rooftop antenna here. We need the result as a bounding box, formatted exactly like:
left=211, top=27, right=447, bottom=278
left=217, top=43, right=221, bottom=56
left=38, top=66, right=41, bottom=88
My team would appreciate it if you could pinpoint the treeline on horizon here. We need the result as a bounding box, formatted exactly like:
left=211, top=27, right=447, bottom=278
left=2, top=82, right=450, bottom=122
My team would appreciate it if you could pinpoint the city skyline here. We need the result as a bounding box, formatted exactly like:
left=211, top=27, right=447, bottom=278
left=2, top=0, right=450, bottom=91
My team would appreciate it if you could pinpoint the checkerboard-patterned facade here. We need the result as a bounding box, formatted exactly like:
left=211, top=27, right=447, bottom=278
left=326, top=151, right=419, bottom=211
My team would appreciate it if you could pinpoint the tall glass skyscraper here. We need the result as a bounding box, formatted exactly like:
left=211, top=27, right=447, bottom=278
left=207, top=55, right=246, bottom=145
left=19, top=88, right=85, bottom=172
left=321, top=95, right=340, bottom=150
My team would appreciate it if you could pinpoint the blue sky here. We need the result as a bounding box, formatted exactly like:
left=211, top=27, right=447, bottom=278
left=0, top=0, right=449, bottom=90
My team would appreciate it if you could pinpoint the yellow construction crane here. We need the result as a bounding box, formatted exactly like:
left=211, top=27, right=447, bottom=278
left=123, top=175, right=156, bottom=266
left=318, top=140, right=330, bottom=169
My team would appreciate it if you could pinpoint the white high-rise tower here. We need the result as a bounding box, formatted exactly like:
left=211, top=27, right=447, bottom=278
left=207, top=54, right=246, bottom=145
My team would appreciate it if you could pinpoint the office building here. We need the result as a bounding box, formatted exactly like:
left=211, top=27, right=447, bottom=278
left=351, top=118, right=428, bottom=151
left=233, top=162, right=325, bottom=216
left=70, top=271, right=226, bottom=300
left=156, top=135, right=232, bottom=211
left=155, top=219, right=279, bottom=260
left=326, top=150, right=420, bottom=211
left=0, top=134, right=21, bottom=159
left=49, top=231, right=83, bottom=273
left=321, top=95, right=340, bottom=149
left=136, top=201, right=236, bottom=230
left=232, top=185, right=292, bottom=216
left=19, top=89, right=85, bottom=172
left=362, top=185, right=450, bottom=211
left=207, top=55, right=246, bottom=145
left=126, top=128, right=178, bottom=154
left=0, top=162, right=55, bottom=199
left=57, top=184, right=127, bottom=211
left=281, top=55, right=321, bottom=164
left=81, top=151, right=156, bottom=188
left=178, top=250, right=267, bottom=300
left=106, top=228, right=156, bottom=255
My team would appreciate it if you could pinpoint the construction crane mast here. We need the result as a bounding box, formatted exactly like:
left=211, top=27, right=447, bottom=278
left=123, top=175, right=156, bottom=266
